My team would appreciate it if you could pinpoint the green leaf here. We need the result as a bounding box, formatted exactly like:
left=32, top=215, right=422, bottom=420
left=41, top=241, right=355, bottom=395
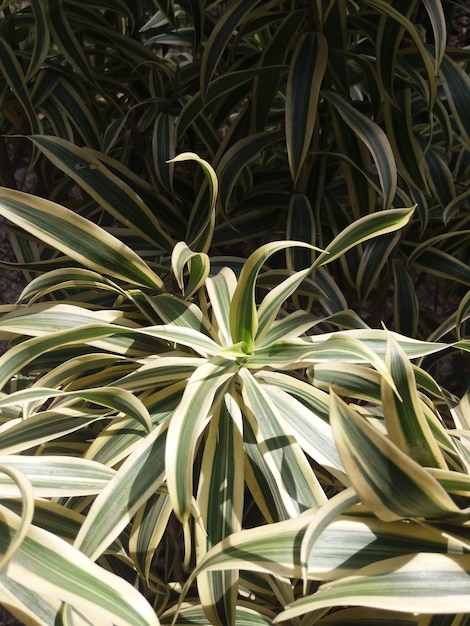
left=196, top=392, right=244, bottom=625
left=255, top=371, right=345, bottom=478
left=323, top=91, right=397, bottom=208
left=0, top=38, right=43, bottom=135
left=330, top=393, right=461, bottom=522
left=0, top=456, right=114, bottom=497
left=230, top=241, right=317, bottom=353
left=240, top=368, right=327, bottom=517
left=274, top=554, right=470, bottom=621
left=0, top=188, right=163, bottom=290
left=0, top=506, right=160, bottom=626
left=75, top=422, right=168, bottom=561
left=206, top=268, right=238, bottom=348
left=166, top=357, right=238, bottom=524
left=169, top=152, right=218, bottom=253
left=217, top=130, right=284, bottom=213
left=392, top=260, right=419, bottom=337
left=381, top=333, right=446, bottom=469
left=0, top=386, right=152, bottom=433
left=313, top=207, right=414, bottom=268
left=439, top=53, right=470, bottom=146
left=45, top=0, right=95, bottom=83
left=286, top=32, right=328, bottom=184
left=171, top=242, right=210, bottom=299
left=200, top=0, right=262, bottom=96
left=29, top=135, right=174, bottom=251
left=188, top=510, right=461, bottom=583
left=26, top=1, right=51, bottom=81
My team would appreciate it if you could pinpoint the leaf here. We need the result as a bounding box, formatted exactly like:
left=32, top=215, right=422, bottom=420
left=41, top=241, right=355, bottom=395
left=45, top=0, right=95, bottom=83
left=75, top=422, right=168, bottom=561
left=29, top=135, right=174, bottom=251
left=206, top=268, right=238, bottom=348
left=240, top=368, right=326, bottom=517
left=286, top=32, right=328, bottom=184
left=0, top=386, right=152, bottom=433
left=230, top=241, right=318, bottom=353
left=187, top=510, right=461, bottom=583
left=392, top=260, right=419, bottom=337
left=169, top=152, right=218, bottom=253
left=255, top=371, right=345, bottom=478
left=0, top=456, right=114, bottom=497
left=0, top=506, right=160, bottom=626
left=439, top=53, right=470, bottom=146
left=200, top=0, right=262, bottom=96
left=329, top=393, right=461, bottom=522
left=0, top=188, right=163, bottom=290
left=0, top=38, right=43, bottom=135
left=171, top=241, right=210, bottom=298
left=165, top=357, right=238, bottom=524
left=313, top=207, right=414, bottom=268
left=26, top=1, right=51, bottom=81
left=217, top=130, right=284, bottom=212
left=196, top=392, right=244, bottom=625
left=381, top=333, right=446, bottom=469
left=274, top=554, right=470, bottom=621
left=323, top=91, right=397, bottom=208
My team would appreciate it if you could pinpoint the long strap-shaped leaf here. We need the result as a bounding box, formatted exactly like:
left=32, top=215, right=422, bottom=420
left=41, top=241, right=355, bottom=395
left=323, top=90, right=397, bottom=208
left=0, top=387, right=152, bottom=432
left=184, top=511, right=460, bottom=587
left=166, top=357, right=239, bottom=524
left=0, top=456, right=114, bottom=497
left=274, top=553, right=470, bottom=621
left=0, top=188, right=163, bottom=290
left=196, top=391, right=244, bottom=626
left=381, top=333, right=447, bottom=469
left=312, top=207, right=414, bottom=269
left=75, top=422, right=168, bottom=561
left=286, top=31, right=328, bottom=184
left=0, top=506, right=159, bottom=626
left=330, top=393, right=461, bottom=522
left=29, top=135, right=175, bottom=250
left=240, top=368, right=326, bottom=516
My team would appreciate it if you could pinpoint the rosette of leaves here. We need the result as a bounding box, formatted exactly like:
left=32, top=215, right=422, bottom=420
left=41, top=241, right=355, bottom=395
left=0, top=164, right=469, bottom=624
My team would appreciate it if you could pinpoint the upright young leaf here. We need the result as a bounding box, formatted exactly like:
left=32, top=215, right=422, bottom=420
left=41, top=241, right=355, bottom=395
left=230, top=242, right=316, bottom=353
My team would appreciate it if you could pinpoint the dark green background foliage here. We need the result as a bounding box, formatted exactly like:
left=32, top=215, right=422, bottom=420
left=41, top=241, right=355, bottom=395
left=0, top=1, right=468, bottom=344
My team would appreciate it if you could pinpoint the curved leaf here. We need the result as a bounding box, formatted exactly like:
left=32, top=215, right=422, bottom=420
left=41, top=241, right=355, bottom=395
left=0, top=188, right=163, bottom=290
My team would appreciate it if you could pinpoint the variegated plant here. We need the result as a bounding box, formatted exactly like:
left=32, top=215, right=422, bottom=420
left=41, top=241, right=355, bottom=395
left=0, top=161, right=469, bottom=624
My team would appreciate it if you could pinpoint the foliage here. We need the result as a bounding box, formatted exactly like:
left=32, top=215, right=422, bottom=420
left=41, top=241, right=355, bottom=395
left=0, top=0, right=469, bottom=625
left=0, top=0, right=469, bottom=339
